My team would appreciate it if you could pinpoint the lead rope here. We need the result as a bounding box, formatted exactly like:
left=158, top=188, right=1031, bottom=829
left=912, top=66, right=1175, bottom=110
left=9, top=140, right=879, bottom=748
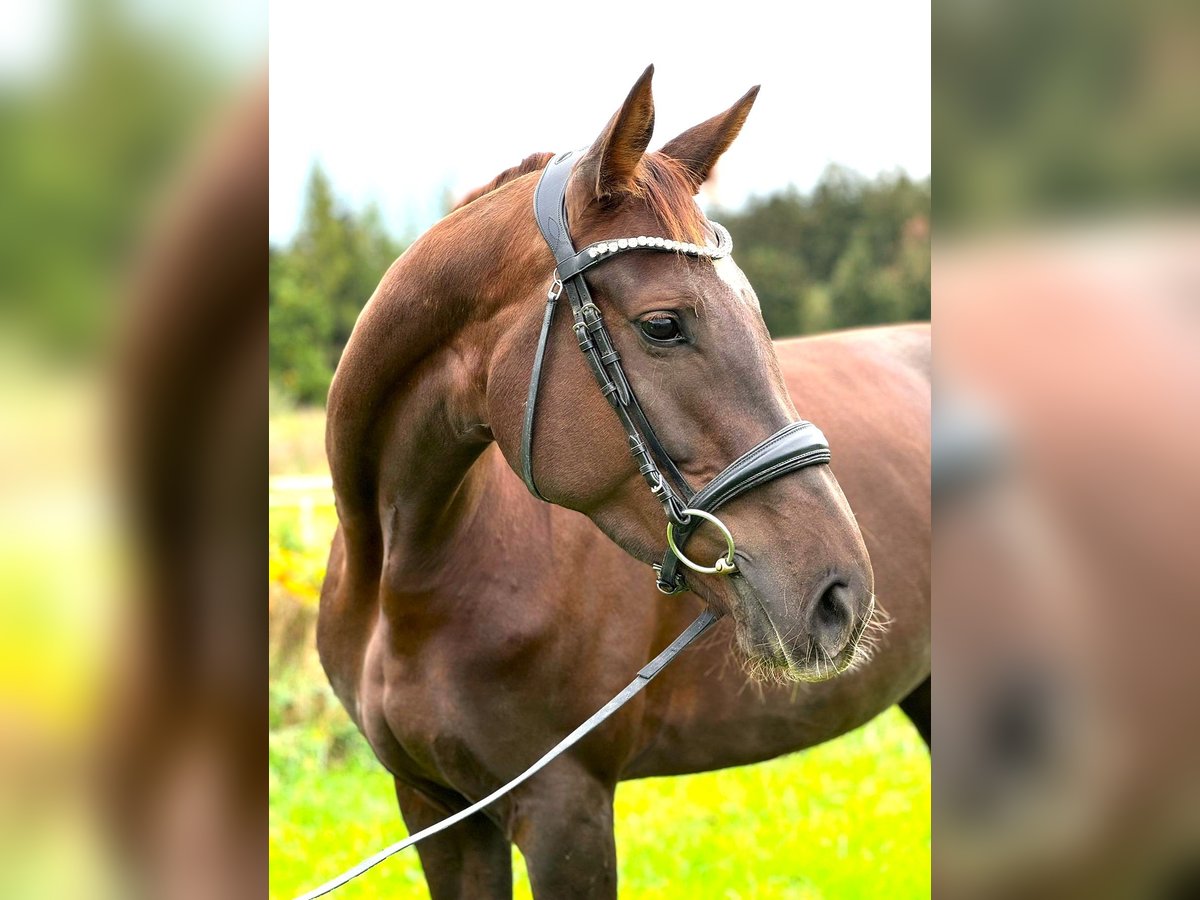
left=292, top=608, right=719, bottom=900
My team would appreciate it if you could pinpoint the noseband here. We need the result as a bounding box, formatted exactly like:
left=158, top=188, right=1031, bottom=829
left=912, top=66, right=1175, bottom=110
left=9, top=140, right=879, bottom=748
left=523, top=149, right=832, bottom=594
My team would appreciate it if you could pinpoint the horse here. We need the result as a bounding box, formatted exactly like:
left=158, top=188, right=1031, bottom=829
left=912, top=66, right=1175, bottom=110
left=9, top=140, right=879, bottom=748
left=106, top=80, right=267, bottom=898
left=318, top=66, right=930, bottom=899
left=935, top=235, right=1200, bottom=898
left=933, top=388, right=1106, bottom=898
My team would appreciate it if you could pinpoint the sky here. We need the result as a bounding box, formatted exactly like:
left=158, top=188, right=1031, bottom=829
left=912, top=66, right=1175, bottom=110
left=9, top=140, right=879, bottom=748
left=269, top=1, right=929, bottom=244
left=3, top=0, right=264, bottom=82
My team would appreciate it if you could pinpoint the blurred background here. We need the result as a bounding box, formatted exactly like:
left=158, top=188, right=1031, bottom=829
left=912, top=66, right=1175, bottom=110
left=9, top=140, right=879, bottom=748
left=933, top=0, right=1200, bottom=897
left=268, top=3, right=931, bottom=899
left=1, top=0, right=264, bottom=897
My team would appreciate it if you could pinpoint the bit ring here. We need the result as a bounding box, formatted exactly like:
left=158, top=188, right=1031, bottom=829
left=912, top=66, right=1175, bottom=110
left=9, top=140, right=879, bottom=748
left=666, top=508, right=738, bottom=576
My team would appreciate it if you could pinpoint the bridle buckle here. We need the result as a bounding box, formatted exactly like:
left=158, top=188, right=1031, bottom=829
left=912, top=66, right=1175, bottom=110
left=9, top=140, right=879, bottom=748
left=652, top=564, right=688, bottom=595
left=547, top=273, right=564, bottom=302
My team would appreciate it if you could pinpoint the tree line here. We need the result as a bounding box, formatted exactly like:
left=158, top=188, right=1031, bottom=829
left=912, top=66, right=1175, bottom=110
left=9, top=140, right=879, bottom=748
left=269, top=165, right=929, bottom=405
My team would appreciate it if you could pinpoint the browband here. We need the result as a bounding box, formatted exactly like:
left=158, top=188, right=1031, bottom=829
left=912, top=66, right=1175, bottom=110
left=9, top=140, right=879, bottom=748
left=523, top=149, right=832, bottom=594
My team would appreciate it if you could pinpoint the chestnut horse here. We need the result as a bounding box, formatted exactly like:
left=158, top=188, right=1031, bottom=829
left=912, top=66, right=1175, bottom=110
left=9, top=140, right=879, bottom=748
left=318, top=67, right=930, bottom=899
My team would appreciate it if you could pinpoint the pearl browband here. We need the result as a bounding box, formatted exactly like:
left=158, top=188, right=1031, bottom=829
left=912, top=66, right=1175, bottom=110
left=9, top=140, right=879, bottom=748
left=552, top=222, right=734, bottom=281
left=586, top=230, right=730, bottom=259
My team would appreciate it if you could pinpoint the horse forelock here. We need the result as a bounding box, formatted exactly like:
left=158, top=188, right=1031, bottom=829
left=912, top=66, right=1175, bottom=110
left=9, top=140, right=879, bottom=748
left=624, top=153, right=707, bottom=245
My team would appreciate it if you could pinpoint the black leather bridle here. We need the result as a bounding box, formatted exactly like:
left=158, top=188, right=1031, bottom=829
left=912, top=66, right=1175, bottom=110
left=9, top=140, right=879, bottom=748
left=524, top=149, right=833, bottom=594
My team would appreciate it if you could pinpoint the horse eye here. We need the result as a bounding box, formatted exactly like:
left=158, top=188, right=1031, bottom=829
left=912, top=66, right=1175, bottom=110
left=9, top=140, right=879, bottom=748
left=640, top=315, right=682, bottom=343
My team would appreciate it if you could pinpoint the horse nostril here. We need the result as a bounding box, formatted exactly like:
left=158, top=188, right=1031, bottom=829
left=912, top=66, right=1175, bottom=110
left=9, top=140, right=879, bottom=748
left=811, top=579, right=854, bottom=658
left=950, top=671, right=1060, bottom=825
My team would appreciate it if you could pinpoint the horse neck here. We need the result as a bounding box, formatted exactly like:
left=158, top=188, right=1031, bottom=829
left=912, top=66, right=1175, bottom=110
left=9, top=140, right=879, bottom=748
left=327, top=179, right=546, bottom=583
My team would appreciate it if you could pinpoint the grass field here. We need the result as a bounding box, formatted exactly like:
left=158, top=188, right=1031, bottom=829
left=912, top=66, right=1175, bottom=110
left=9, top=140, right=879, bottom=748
left=268, top=410, right=929, bottom=899
left=270, top=705, right=929, bottom=900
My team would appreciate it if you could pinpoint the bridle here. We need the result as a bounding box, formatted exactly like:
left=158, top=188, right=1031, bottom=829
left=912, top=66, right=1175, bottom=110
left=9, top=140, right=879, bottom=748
left=292, top=149, right=838, bottom=900
left=524, top=149, right=833, bottom=593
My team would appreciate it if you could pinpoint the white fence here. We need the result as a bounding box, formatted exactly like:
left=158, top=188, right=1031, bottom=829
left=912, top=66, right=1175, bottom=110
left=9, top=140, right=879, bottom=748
left=269, top=475, right=334, bottom=545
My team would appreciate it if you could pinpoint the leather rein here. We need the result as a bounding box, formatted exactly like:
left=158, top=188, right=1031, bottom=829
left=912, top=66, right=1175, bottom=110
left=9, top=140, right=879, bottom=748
left=293, top=151, right=834, bottom=899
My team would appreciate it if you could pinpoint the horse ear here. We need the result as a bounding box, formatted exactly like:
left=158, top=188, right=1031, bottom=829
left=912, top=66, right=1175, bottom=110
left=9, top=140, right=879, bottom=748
left=659, top=85, right=760, bottom=193
left=574, top=65, right=656, bottom=200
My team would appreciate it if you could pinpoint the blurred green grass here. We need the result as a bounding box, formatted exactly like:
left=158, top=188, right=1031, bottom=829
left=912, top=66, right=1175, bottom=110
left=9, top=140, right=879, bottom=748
left=269, top=410, right=929, bottom=899
left=269, top=702, right=929, bottom=900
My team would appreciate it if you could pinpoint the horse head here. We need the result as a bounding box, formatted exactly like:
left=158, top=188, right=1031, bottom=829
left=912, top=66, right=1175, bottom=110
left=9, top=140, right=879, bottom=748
left=471, top=67, right=877, bottom=681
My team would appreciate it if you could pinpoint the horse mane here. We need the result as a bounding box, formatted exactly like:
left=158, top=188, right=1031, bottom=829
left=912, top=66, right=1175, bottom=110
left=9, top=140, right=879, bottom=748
left=455, top=151, right=705, bottom=243
left=454, top=153, right=555, bottom=209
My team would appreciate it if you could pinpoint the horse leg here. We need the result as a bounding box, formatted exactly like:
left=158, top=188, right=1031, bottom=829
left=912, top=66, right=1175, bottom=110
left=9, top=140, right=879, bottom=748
left=395, top=780, right=513, bottom=900
left=899, top=676, right=932, bottom=750
left=511, top=762, right=617, bottom=900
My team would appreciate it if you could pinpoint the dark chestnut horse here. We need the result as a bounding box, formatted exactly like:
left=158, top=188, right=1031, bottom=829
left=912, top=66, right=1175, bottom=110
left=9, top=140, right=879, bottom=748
left=319, top=67, right=930, bottom=898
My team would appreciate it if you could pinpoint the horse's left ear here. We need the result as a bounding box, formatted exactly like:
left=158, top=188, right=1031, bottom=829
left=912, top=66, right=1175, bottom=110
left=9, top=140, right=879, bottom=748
left=659, top=85, right=760, bottom=193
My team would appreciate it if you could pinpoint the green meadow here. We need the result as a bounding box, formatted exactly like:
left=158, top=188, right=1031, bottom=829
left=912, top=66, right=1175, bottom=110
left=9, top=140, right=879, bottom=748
left=268, top=419, right=930, bottom=900
left=269, top=702, right=930, bottom=900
